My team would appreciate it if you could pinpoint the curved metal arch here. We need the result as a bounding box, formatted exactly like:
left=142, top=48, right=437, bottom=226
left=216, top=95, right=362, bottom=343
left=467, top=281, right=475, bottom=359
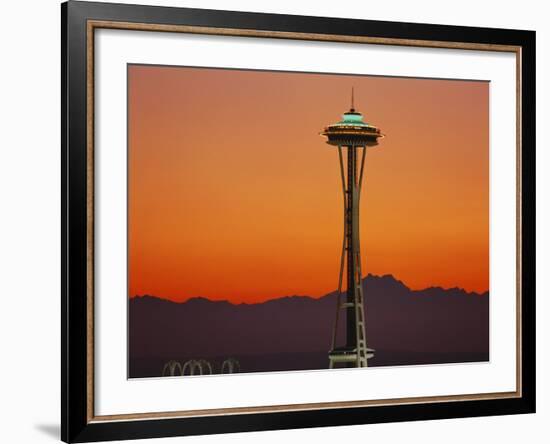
left=162, top=360, right=183, bottom=377
left=182, top=359, right=198, bottom=376
left=197, top=359, right=213, bottom=375
left=221, top=358, right=240, bottom=374
left=192, top=361, right=203, bottom=375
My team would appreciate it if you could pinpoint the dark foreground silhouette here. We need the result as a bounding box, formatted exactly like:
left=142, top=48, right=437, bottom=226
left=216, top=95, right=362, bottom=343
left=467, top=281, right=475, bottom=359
left=129, top=274, right=489, bottom=378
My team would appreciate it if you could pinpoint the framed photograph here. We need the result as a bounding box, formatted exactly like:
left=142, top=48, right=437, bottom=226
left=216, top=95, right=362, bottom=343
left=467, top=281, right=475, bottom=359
left=62, top=1, right=535, bottom=442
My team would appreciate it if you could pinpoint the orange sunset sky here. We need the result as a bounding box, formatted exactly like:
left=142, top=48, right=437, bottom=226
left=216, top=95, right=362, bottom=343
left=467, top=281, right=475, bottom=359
left=128, top=65, right=489, bottom=303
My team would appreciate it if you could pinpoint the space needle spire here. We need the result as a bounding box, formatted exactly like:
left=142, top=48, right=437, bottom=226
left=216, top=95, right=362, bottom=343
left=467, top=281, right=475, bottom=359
left=320, top=89, right=384, bottom=368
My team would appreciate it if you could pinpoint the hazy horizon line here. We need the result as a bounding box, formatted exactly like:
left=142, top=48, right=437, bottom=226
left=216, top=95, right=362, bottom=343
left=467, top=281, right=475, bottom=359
left=129, top=272, right=489, bottom=305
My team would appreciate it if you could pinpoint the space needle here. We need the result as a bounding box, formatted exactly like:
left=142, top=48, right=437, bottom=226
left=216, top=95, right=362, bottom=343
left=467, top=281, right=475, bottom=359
left=321, top=89, right=384, bottom=368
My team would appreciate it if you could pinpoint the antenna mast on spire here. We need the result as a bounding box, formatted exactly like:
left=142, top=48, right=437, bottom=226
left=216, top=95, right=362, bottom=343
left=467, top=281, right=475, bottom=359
left=351, top=87, right=355, bottom=111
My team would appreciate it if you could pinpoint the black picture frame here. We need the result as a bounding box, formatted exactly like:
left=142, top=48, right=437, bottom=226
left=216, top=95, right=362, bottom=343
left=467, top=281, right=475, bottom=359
left=62, top=1, right=536, bottom=442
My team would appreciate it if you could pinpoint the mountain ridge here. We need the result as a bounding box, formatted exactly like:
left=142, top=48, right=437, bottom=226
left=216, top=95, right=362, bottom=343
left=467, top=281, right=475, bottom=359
left=130, top=273, right=488, bottom=306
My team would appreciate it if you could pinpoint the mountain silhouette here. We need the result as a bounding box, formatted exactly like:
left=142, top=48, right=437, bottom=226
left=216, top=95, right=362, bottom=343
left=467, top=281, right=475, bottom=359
left=129, top=274, right=488, bottom=377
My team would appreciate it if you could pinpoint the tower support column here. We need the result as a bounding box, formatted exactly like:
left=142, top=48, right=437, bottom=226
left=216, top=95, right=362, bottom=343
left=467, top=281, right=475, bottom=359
left=329, top=144, right=369, bottom=368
